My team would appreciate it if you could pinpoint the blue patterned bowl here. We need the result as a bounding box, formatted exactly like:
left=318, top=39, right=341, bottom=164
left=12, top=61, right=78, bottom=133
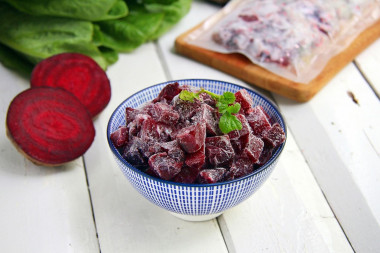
left=107, top=79, right=286, bottom=221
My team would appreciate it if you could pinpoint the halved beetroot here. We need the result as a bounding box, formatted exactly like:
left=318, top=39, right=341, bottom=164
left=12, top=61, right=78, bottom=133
left=30, top=53, right=111, bottom=117
left=6, top=87, right=95, bottom=166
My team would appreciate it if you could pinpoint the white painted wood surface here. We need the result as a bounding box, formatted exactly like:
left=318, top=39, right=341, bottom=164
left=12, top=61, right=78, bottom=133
left=0, top=70, right=99, bottom=252
left=1, top=0, right=379, bottom=252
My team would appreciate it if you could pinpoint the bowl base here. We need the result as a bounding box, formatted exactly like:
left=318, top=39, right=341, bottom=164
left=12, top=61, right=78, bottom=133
left=169, top=212, right=223, bottom=222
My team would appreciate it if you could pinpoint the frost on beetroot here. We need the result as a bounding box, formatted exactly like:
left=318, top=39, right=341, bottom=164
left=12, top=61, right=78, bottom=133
left=6, top=87, right=95, bottom=166
left=110, top=82, right=286, bottom=184
left=30, top=53, right=111, bottom=117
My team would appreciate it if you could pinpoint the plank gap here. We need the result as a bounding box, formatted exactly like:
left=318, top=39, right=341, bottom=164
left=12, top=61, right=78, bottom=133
left=155, top=40, right=173, bottom=81
left=353, top=60, right=380, bottom=100
left=217, top=215, right=234, bottom=253
left=82, top=157, right=102, bottom=253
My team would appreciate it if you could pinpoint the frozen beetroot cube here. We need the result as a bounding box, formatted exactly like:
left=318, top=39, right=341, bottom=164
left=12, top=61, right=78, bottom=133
left=228, top=114, right=251, bottom=140
left=125, top=107, right=140, bottom=124
left=198, top=92, right=216, bottom=107
left=172, top=96, right=202, bottom=123
left=205, top=135, right=235, bottom=166
left=185, top=145, right=205, bottom=169
left=197, top=168, right=226, bottom=184
left=128, top=114, right=151, bottom=137
left=246, top=106, right=271, bottom=137
left=139, top=117, right=173, bottom=143
left=149, top=140, right=184, bottom=162
left=225, top=157, right=253, bottom=180
left=123, top=136, right=147, bottom=167
left=176, top=122, right=206, bottom=153
left=263, top=123, right=286, bottom=148
left=257, top=147, right=273, bottom=166
left=235, top=89, right=253, bottom=113
left=241, top=133, right=264, bottom=163
left=110, top=126, right=128, bottom=148
left=153, top=82, right=181, bottom=103
left=148, top=152, right=183, bottom=180
left=193, top=104, right=220, bottom=136
left=144, top=102, right=179, bottom=125
left=173, top=166, right=200, bottom=184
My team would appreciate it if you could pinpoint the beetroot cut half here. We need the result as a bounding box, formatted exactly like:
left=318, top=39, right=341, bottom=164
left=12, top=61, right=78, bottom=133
left=6, top=87, right=95, bottom=166
left=30, top=52, right=111, bottom=117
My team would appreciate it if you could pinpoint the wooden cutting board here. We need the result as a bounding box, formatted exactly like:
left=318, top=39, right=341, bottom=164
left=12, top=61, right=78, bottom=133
left=175, top=19, right=380, bottom=102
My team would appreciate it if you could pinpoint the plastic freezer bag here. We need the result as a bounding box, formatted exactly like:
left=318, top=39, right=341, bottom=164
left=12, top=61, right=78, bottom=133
left=185, top=0, right=380, bottom=83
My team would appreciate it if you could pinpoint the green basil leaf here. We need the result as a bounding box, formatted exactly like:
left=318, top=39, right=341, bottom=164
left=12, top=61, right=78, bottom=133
left=226, top=103, right=241, bottom=114
left=219, top=91, right=235, bottom=105
left=219, top=113, right=242, bottom=134
left=179, top=90, right=197, bottom=102
left=216, top=101, right=228, bottom=113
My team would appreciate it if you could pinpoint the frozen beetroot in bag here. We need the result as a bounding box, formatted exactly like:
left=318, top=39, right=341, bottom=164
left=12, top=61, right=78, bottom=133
left=185, top=0, right=380, bottom=83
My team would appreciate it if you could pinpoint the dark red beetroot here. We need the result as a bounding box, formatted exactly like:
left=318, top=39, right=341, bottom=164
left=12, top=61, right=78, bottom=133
left=198, top=168, right=226, bottom=184
left=148, top=152, right=183, bottom=180
left=112, top=83, right=287, bottom=184
left=246, top=106, right=272, bottom=137
left=6, top=87, right=95, bottom=166
left=110, top=126, right=128, bottom=148
left=176, top=122, right=206, bottom=153
left=235, top=89, right=253, bottom=114
left=205, top=135, right=235, bottom=166
left=30, top=53, right=111, bottom=117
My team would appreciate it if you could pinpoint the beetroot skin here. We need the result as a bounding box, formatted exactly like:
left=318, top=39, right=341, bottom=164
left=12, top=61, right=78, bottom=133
left=30, top=53, right=111, bottom=117
left=6, top=87, right=95, bottom=166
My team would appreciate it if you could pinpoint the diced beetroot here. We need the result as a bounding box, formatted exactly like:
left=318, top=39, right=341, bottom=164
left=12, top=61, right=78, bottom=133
left=128, top=114, right=151, bottom=137
left=145, top=102, right=179, bottom=125
left=6, top=87, right=95, bottom=166
left=225, top=157, right=253, bottom=180
left=246, top=106, right=271, bottom=137
left=205, top=135, right=235, bottom=166
left=235, top=89, right=253, bottom=114
left=148, top=152, right=182, bottom=180
left=262, top=123, right=286, bottom=148
left=149, top=140, right=184, bottom=162
left=125, top=107, right=140, bottom=124
left=123, top=136, right=147, bottom=167
left=197, top=168, right=226, bottom=184
left=257, top=147, right=273, bottom=166
left=192, top=104, right=220, bottom=136
left=185, top=145, right=205, bottom=169
left=153, top=82, right=181, bottom=103
left=172, top=96, right=202, bottom=124
left=173, top=166, right=200, bottom=184
left=139, top=117, right=173, bottom=143
left=115, top=83, right=284, bottom=184
left=110, top=126, right=128, bottom=148
left=240, top=133, right=264, bottom=163
left=228, top=114, right=251, bottom=140
left=198, top=92, right=217, bottom=107
left=30, top=53, right=111, bottom=117
left=176, top=122, right=206, bottom=153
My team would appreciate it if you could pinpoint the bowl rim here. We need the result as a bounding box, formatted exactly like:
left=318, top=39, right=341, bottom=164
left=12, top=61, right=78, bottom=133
left=107, top=78, right=287, bottom=188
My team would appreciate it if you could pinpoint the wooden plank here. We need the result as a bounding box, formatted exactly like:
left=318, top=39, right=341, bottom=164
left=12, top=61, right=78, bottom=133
left=274, top=62, right=380, bottom=252
left=84, top=43, right=228, bottom=253
left=174, top=6, right=380, bottom=102
left=0, top=67, right=99, bottom=252
left=158, top=1, right=353, bottom=251
left=218, top=133, right=353, bottom=253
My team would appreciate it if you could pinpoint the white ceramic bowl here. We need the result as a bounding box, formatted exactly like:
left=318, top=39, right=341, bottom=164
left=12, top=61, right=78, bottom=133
left=107, top=79, right=286, bottom=221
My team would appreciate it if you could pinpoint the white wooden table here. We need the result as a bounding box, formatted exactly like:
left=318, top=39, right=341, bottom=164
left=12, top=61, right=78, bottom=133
left=1, top=1, right=379, bottom=252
